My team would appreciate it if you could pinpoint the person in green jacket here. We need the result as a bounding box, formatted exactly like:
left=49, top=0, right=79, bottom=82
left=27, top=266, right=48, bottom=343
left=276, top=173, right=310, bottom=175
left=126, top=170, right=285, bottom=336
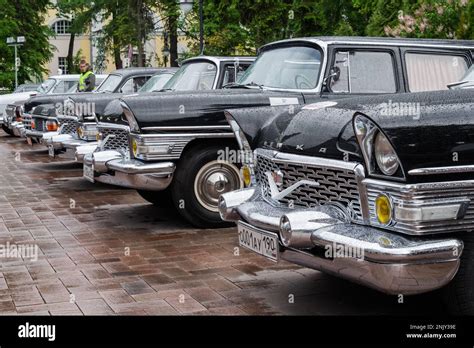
left=77, top=60, right=96, bottom=92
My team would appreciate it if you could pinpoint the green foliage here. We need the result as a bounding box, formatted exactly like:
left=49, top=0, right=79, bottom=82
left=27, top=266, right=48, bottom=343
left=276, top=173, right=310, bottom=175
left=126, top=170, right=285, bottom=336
left=384, top=0, right=473, bottom=39
left=0, top=0, right=53, bottom=89
left=1, top=0, right=471, bottom=85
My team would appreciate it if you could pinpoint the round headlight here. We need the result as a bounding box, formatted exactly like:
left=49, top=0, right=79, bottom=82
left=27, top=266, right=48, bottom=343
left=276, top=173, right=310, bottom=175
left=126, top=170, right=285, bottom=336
left=374, top=132, right=399, bottom=176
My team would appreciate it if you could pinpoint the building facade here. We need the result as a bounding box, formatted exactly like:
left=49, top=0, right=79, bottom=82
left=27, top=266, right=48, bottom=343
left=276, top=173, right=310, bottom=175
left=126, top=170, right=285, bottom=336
left=45, top=1, right=193, bottom=77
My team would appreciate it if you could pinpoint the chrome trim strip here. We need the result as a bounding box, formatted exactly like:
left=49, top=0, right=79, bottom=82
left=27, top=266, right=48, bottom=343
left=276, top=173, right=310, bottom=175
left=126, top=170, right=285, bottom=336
left=409, top=165, right=474, bottom=175
left=134, top=132, right=234, bottom=140
left=255, top=148, right=360, bottom=172
left=364, top=178, right=474, bottom=193
left=141, top=125, right=232, bottom=132
left=97, top=122, right=130, bottom=131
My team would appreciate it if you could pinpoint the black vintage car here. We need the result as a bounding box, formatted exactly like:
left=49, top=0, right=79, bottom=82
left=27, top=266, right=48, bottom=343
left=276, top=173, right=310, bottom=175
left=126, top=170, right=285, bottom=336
left=87, top=37, right=474, bottom=228
left=219, top=87, right=474, bottom=314
left=21, top=67, right=166, bottom=145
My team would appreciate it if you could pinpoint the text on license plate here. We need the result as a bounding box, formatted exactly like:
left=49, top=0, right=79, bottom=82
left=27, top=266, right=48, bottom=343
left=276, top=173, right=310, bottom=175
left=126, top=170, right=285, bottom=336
left=238, top=222, right=279, bottom=261
left=48, top=145, right=55, bottom=158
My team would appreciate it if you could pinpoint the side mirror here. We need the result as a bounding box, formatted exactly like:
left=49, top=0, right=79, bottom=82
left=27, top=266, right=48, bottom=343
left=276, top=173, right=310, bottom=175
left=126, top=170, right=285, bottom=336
left=321, top=67, right=341, bottom=94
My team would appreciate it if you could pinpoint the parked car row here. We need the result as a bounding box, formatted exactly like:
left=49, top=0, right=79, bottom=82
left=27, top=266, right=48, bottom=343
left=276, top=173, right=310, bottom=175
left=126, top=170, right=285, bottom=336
left=1, top=36, right=474, bottom=315
left=0, top=74, right=108, bottom=136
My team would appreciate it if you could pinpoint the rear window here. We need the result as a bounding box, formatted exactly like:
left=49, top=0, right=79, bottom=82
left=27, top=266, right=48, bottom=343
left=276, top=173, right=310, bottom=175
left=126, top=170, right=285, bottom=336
left=405, top=53, right=469, bottom=92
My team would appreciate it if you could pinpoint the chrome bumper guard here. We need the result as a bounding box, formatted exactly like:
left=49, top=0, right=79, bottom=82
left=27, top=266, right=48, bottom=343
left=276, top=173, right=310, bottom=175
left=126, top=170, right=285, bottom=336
left=219, top=187, right=463, bottom=295
left=84, top=150, right=175, bottom=190
left=74, top=143, right=98, bottom=163
left=12, top=122, right=24, bottom=137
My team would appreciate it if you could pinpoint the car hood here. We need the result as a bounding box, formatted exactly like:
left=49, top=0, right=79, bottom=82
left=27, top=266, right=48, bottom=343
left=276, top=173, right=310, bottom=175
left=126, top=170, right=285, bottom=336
left=25, top=92, right=123, bottom=117
left=229, top=89, right=474, bottom=183
left=0, top=91, right=37, bottom=106
left=112, top=89, right=306, bottom=130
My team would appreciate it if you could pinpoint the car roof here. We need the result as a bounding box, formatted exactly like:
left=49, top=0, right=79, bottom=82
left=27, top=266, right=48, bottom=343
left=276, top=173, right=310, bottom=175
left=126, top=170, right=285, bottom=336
left=109, top=67, right=164, bottom=78
left=182, top=56, right=256, bottom=66
left=260, top=36, right=474, bottom=51
left=48, top=74, right=81, bottom=80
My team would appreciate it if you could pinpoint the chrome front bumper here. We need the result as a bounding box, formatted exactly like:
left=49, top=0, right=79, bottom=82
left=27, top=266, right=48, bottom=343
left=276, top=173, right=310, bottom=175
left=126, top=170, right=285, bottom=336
left=47, top=133, right=95, bottom=151
left=25, top=129, right=49, bottom=140
left=219, top=187, right=463, bottom=295
left=83, top=150, right=175, bottom=190
left=11, top=122, right=24, bottom=137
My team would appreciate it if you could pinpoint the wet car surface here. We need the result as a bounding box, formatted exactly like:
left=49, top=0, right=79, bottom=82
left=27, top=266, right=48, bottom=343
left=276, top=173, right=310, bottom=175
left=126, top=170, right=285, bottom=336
left=0, top=129, right=444, bottom=315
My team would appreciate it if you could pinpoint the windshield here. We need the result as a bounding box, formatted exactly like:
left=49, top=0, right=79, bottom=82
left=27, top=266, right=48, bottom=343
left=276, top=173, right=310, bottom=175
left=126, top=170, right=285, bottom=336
left=449, top=65, right=474, bottom=89
left=139, top=73, right=174, bottom=92
left=37, top=79, right=56, bottom=94
left=96, top=74, right=122, bottom=93
left=238, top=46, right=322, bottom=90
left=460, top=65, right=474, bottom=82
left=163, top=62, right=217, bottom=91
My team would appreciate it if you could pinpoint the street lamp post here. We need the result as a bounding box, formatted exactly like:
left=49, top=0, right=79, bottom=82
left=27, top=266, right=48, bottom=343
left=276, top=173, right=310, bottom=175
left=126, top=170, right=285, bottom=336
left=6, top=36, right=25, bottom=90
left=199, top=0, right=204, bottom=55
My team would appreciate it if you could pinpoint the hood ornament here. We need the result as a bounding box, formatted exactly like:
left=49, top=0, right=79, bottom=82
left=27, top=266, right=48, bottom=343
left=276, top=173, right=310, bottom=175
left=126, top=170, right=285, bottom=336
left=266, top=171, right=319, bottom=201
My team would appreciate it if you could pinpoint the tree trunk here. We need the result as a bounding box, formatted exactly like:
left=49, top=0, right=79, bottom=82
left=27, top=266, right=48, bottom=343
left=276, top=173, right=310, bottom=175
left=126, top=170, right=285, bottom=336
left=66, top=32, right=76, bottom=74
left=169, top=15, right=178, bottom=67
left=113, top=36, right=123, bottom=69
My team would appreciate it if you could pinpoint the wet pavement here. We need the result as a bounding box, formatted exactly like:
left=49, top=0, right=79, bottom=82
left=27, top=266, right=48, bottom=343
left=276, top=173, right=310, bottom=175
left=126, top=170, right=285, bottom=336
left=0, top=130, right=444, bottom=315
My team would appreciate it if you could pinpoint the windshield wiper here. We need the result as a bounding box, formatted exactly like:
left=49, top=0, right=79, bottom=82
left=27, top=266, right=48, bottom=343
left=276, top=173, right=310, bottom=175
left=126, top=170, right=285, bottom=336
left=223, top=82, right=264, bottom=89
left=156, top=88, right=173, bottom=92
left=447, top=80, right=472, bottom=89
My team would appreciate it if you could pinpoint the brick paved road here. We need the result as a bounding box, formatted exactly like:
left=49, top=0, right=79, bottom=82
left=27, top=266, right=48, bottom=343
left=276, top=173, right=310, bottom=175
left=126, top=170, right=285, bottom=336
left=0, top=130, right=444, bottom=315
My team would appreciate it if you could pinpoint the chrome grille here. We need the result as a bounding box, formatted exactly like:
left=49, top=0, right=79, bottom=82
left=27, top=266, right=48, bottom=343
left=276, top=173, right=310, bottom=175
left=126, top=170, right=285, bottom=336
left=22, top=115, right=32, bottom=130
left=366, top=182, right=474, bottom=235
left=60, top=122, right=77, bottom=136
left=255, top=149, right=363, bottom=221
left=98, top=125, right=130, bottom=152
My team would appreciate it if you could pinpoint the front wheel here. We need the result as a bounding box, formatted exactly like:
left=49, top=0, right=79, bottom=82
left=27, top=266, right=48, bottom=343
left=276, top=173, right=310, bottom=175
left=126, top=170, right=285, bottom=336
left=442, top=232, right=474, bottom=315
left=2, top=124, right=13, bottom=136
left=170, top=143, right=243, bottom=228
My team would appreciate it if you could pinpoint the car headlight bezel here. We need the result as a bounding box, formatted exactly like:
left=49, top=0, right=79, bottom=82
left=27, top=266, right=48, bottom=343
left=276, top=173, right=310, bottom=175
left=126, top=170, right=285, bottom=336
left=353, top=113, right=405, bottom=181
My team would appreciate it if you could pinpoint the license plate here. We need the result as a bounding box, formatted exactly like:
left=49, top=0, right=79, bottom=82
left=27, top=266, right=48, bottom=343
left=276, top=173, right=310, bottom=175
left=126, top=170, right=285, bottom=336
left=238, top=222, right=279, bottom=261
left=48, top=145, right=55, bottom=158
left=83, top=163, right=95, bottom=183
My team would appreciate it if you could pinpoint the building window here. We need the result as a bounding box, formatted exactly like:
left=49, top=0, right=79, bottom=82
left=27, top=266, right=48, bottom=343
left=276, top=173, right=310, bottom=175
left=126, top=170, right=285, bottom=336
left=58, top=57, right=68, bottom=75
left=52, top=20, right=71, bottom=34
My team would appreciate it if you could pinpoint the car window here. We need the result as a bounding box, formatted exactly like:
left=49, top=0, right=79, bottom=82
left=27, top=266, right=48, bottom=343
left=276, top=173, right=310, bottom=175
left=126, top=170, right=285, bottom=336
left=221, top=63, right=251, bottom=86
left=96, top=74, right=122, bottom=93
left=330, top=50, right=397, bottom=94
left=406, top=53, right=469, bottom=92
left=163, top=62, right=217, bottom=91
left=51, top=80, right=71, bottom=94
left=52, top=80, right=78, bottom=94
left=37, top=79, right=56, bottom=94
left=121, top=76, right=150, bottom=93
left=239, top=46, right=322, bottom=90
left=138, top=73, right=174, bottom=92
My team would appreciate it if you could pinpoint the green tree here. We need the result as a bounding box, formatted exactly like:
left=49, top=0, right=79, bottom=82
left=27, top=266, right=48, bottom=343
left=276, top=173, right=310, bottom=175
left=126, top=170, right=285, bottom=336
left=0, top=0, right=54, bottom=89
left=384, top=0, right=473, bottom=39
